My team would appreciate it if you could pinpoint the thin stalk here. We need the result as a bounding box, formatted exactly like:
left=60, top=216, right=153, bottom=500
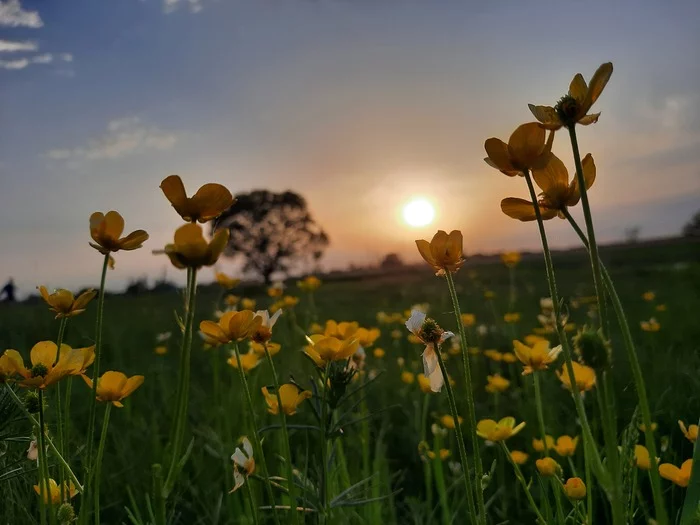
left=53, top=317, right=68, bottom=502
left=567, top=125, right=607, bottom=333
left=82, top=253, right=110, bottom=523
left=444, top=270, right=486, bottom=525
left=500, top=442, right=546, bottom=525
left=533, top=372, right=549, bottom=458
left=420, top=394, right=432, bottom=511
left=508, top=266, right=516, bottom=311
left=246, top=482, right=260, bottom=525
left=38, top=390, right=50, bottom=525
left=550, top=478, right=565, bottom=525
left=262, top=342, right=300, bottom=525
left=563, top=208, right=668, bottom=525
left=93, top=403, right=112, bottom=525
left=232, top=343, right=280, bottom=525
left=585, top=443, right=593, bottom=524
left=320, top=363, right=331, bottom=523
left=434, top=344, right=478, bottom=525
left=522, top=170, right=606, bottom=485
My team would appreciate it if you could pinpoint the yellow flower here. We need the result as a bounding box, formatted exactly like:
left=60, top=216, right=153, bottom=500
left=503, top=312, right=521, bottom=323
left=484, top=290, right=495, bottom=299
left=250, top=341, right=281, bottom=357
left=501, top=352, right=517, bottom=364
left=679, top=421, right=698, bottom=443
left=89, top=211, right=148, bottom=255
left=37, top=286, right=96, bottom=319
left=640, top=318, right=661, bottom=332
left=373, top=348, right=385, bottom=359
left=82, top=370, right=144, bottom=408
left=501, top=153, right=596, bottom=222
left=391, top=329, right=402, bottom=340
left=161, top=223, right=229, bottom=269
left=655, top=304, right=667, bottom=312
left=5, top=342, right=94, bottom=389
left=33, top=479, right=77, bottom=504
left=231, top=437, right=255, bottom=492
left=524, top=334, right=547, bottom=346
left=528, top=62, right=613, bottom=130
left=408, top=333, right=422, bottom=345
left=510, top=450, right=529, bottom=465
left=415, top=230, right=464, bottom=276
left=303, top=335, right=359, bottom=368
left=200, top=310, right=262, bottom=346
left=638, top=422, right=658, bottom=433
left=298, top=275, right=321, bottom=292
left=485, top=374, right=510, bottom=394
left=513, top=339, right=562, bottom=375
left=309, top=323, right=324, bottom=335
left=440, top=415, right=463, bottom=430
left=401, top=371, right=415, bottom=385
left=427, top=449, right=451, bottom=461
left=533, top=435, right=555, bottom=452
left=160, top=174, right=233, bottom=223
left=261, top=384, right=311, bottom=416
left=324, top=320, right=360, bottom=340
left=556, top=362, right=596, bottom=392
left=476, top=417, right=526, bottom=442
left=484, top=122, right=554, bottom=177
left=483, top=349, right=503, bottom=362
left=659, top=459, right=692, bottom=488
left=500, top=251, right=522, bottom=268
left=281, top=296, right=299, bottom=308
left=267, top=282, right=285, bottom=298
left=251, top=310, right=282, bottom=344
left=553, top=436, right=579, bottom=457
left=227, top=351, right=261, bottom=373
left=215, top=272, right=240, bottom=290
left=154, top=345, right=168, bottom=356
left=224, top=295, right=240, bottom=307
left=634, top=445, right=653, bottom=470
left=535, top=457, right=560, bottom=477
left=563, top=478, right=586, bottom=500
left=417, top=373, right=433, bottom=394
left=461, top=313, right=476, bottom=327
left=642, top=291, right=655, bottom=302
left=241, top=298, right=256, bottom=310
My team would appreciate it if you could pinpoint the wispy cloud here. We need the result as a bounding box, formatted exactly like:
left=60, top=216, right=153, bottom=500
left=0, top=52, right=73, bottom=70
left=0, top=39, right=37, bottom=52
left=0, top=0, right=43, bottom=28
left=46, top=116, right=179, bottom=162
left=163, top=0, right=204, bottom=14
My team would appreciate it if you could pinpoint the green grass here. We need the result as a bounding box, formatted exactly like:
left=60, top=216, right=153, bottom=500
left=1, top=239, right=699, bottom=524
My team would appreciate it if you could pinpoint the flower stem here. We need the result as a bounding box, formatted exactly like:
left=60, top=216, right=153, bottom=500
left=434, top=343, right=478, bottom=525
left=522, top=170, right=606, bottom=485
left=500, top=441, right=546, bottom=525
left=53, top=317, right=68, bottom=502
left=320, top=363, right=331, bottom=523
left=532, top=372, right=549, bottom=458
left=550, top=477, right=565, bottom=525
left=444, top=270, right=485, bottom=525
left=93, top=403, right=112, bottom=525
left=232, top=343, right=280, bottom=525
left=262, top=342, right=300, bottom=525
left=562, top=208, right=668, bottom=525
left=37, top=390, right=50, bottom=525
left=82, top=253, right=110, bottom=524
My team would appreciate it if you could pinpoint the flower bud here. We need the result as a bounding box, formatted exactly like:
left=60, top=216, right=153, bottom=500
left=573, top=327, right=611, bottom=371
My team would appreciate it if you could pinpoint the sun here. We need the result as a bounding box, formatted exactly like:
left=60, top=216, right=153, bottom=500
left=402, top=198, right=435, bottom=227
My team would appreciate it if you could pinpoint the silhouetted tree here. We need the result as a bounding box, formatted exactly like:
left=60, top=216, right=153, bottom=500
left=380, top=253, right=404, bottom=270
left=683, top=210, right=700, bottom=238
left=213, top=190, right=329, bottom=284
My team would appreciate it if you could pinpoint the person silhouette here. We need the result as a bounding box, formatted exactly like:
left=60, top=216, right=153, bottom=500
left=1, top=278, right=16, bottom=302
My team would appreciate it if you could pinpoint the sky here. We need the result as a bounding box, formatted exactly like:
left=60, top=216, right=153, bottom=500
left=1, top=0, right=699, bottom=294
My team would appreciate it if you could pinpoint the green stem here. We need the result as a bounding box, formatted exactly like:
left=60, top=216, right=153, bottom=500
left=500, top=442, right=546, bottom=525
left=567, top=125, right=607, bottom=334
left=164, top=267, right=198, bottom=495
left=232, top=343, right=280, bottom=525
left=262, top=341, right=299, bottom=525
left=82, top=253, right=110, bottom=523
left=434, top=343, right=478, bottom=525
left=54, top=317, right=68, bottom=502
left=533, top=372, right=549, bottom=458
left=444, top=271, right=485, bottom=525
left=320, top=363, right=331, bottom=523
left=93, top=403, right=112, bottom=525
left=522, top=170, right=606, bottom=485
left=551, top=477, right=565, bottom=525
left=420, top=393, right=432, bottom=511
left=246, top=482, right=260, bottom=525
left=38, top=390, right=50, bottom=525
left=585, top=443, right=593, bottom=524
left=562, top=208, right=668, bottom=525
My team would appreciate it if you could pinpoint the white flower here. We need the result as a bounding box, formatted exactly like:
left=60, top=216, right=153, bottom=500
left=255, top=309, right=282, bottom=330
left=540, top=297, right=554, bottom=310
left=156, top=332, right=172, bottom=342
left=26, top=440, right=38, bottom=461
left=476, top=324, right=489, bottom=336
left=405, top=309, right=453, bottom=393
left=230, top=437, right=255, bottom=493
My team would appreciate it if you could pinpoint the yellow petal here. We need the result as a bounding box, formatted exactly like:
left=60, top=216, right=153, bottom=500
left=445, top=230, right=463, bottom=263
left=578, top=112, right=601, bottom=126
left=205, top=229, right=230, bottom=266
left=476, top=419, right=497, bottom=439
left=484, top=138, right=518, bottom=175
left=160, top=175, right=189, bottom=215
left=31, top=341, right=58, bottom=369
left=527, top=105, right=563, bottom=130
left=568, top=73, right=588, bottom=103
left=103, top=211, right=125, bottom=240
left=500, top=198, right=538, bottom=222
left=568, top=154, right=596, bottom=206
left=121, top=375, right=144, bottom=398
left=507, top=123, right=545, bottom=168
left=190, top=184, right=234, bottom=222
left=89, top=212, right=105, bottom=240
left=119, top=230, right=149, bottom=251
left=532, top=153, right=570, bottom=204
left=582, top=62, right=613, bottom=112
left=415, top=239, right=436, bottom=267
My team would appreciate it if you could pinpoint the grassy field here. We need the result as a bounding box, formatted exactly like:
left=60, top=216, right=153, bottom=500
left=1, top=238, right=699, bottom=524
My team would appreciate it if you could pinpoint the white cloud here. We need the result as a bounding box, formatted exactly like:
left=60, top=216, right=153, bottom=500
left=60, top=52, right=73, bottom=62
left=0, top=0, right=43, bottom=28
left=0, top=39, right=37, bottom=52
left=0, top=57, right=28, bottom=69
left=163, top=0, right=203, bottom=14
left=46, top=117, right=179, bottom=162
left=31, top=53, right=52, bottom=64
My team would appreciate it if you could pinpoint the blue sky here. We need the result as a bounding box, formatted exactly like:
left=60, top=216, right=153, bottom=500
left=1, top=0, right=699, bottom=293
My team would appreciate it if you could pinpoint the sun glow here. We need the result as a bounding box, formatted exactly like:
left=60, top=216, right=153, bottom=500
left=402, top=198, right=435, bottom=227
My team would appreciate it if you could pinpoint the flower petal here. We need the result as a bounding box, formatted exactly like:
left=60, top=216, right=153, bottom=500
left=119, top=230, right=149, bottom=251
left=160, top=175, right=189, bottom=216
left=582, top=62, right=613, bottom=112
left=568, top=73, right=588, bottom=103
left=500, top=198, right=538, bottom=222
left=532, top=153, right=570, bottom=205
left=528, top=105, right=563, bottom=130
left=190, top=183, right=234, bottom=222
left=484, top=138, right=517, bottom=175
left=508, top=123, right=546, bottom=169
left=31, top=341, right=58, bottom=369
left=103, top=211, right=125, bottom=240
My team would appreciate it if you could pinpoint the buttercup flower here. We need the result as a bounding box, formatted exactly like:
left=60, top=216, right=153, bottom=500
left=659, top=459, right=692, bottom=488
left=641, top=318, right=661, bottom=332
left=563, top=478, right=586, bottom=500
left=501, top=352, right=517, bottom=364
left=503, top=312, right=521, bottom=323
left=161, top=223, right=229, bottom=269
left=528, top=62, right=613, bottom=130
left=373, top=348, right=385, bottom=359
left=634, top=445, right=653, bottom=470
left=553, top=436, right=579, bottom=457
left=513, top=339, right=562, bottom=375
left=33, top=479, right=77, bottom=504
left=679, top=421, right=698, bottom=443
left=476, top=417, right=526, bottom=442
left=227, top=351, right=261, bottom=373
left=427, top=449, right=452, bottom=461
left=440, top=415, right=463, bottom=430
left=215, top=272, right=240, bottom=290
left=82, top=371, right=144, bottom=407
left=225, top=295, right=240, bottom=307
left=267, top=281, right=285, bottom=298
left=200, top=310, right=262, bottom=346
left=251, top=310, right=282, bottom=344
left=415, top=230, right=464, bottom=276
left=401, top=371, right=415, bottom=385
left=89, top=211, right=148, bottom=255
left=241, top=298, right=256, bottom=310
left=533, top=436, right=555, bottom=452
left=155, top=346, right=168, bottom=356
left=38, top=286, right=96, bottom=319
left=231, top=437, right=255, bottom=492
left=461, top=313, right=476, bottom=327
left=483, top=349, right=503, bottom=362
left=250, top=341, right=281, bottom=357
left=501, top=153, right=596, bottom=222
left=405, top=310, right=454, bottom=392
left=5, top=342, right=94, bottom=389
left=536, top=457, right=560, bottom=477
left=485, top=374, right=510, bottom=394
left=298, top=275, right=322, bottom=292
left=484, top=122, right=554, bottom=177
left=417, top=373, right=433, bottom=394
left=324, top=320, right=359, bottom=340
left=642, top=291, right=656, bottom=302
left=500, top=251, right=522, bottom=267
left=303, top=335, right=359, bottom=367
left=261, top=384, right=312, bottom=416
left=355, top=327, right=381, bottom=347
left=160, top=174, right=233, bottom=223
left=510, top=450, right=529, bottom=465
left=556, top=361, right=597, bottom=392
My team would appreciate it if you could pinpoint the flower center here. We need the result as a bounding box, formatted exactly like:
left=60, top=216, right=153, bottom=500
left=555, top=94, right=580, bottom=127
left=31, top=364, right=49, bottom=378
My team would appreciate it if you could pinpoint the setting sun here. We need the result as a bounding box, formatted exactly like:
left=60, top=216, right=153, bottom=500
left=402, top=198, right=435, bottom=227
